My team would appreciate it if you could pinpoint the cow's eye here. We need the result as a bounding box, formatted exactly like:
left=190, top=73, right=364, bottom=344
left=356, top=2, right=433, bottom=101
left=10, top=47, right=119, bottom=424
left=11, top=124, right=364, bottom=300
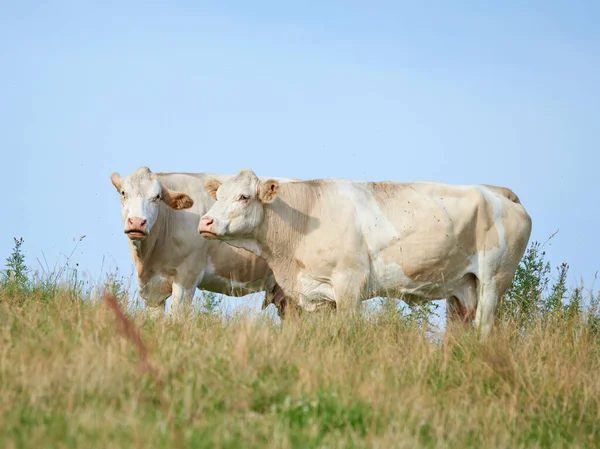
left=152, top=194, right=160, bottom=202
left=121, top=191, right=126, bottom=197
left=239, top=194, right=250, bottom=202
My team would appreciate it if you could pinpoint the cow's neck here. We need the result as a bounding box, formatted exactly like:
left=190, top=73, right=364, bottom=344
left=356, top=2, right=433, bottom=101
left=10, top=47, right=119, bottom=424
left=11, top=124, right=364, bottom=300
left=255, top=186, right=317, bottom=265
left=128, top=205, right=169, bottom=283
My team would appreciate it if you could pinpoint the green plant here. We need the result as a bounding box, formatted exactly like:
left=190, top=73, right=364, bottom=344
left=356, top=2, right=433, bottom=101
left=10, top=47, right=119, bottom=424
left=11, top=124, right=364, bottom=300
left=404, top=300, right=440, bottom=330
left=199, top=291, right=222, bottom=316
left=500, top=240, right=551, bottom=326
left=103, top=267, right=128, bottom=303
left=376, top=296, right=440, bottom=333
left=0, top=237, right=30, bottom=299
left=543, top=262, right=570, bottom=319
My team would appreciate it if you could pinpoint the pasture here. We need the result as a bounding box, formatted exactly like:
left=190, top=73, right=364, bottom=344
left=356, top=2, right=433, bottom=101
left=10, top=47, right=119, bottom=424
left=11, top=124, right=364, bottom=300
left=1, top=237, right=599, bottom=449
left=3, top=2, right=599, bottom=448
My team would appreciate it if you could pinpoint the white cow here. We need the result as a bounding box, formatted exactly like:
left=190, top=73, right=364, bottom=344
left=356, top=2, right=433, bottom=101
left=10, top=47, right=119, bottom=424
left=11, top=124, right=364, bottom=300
left=110, top=166, right=294, bottom=318
left=197, top=169, right=532, bottom=337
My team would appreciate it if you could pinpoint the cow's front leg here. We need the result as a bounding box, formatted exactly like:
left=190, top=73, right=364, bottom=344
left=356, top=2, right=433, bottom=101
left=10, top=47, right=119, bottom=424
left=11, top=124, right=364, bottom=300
left=262, top=282, right=301, bottom=320
left=332, top=273, right=363, bottom=316
left=168, top=282, right=196, bottom=319
left=140, top=283, right=168, bottom=320
left=144, top=302, right=166, bottom=320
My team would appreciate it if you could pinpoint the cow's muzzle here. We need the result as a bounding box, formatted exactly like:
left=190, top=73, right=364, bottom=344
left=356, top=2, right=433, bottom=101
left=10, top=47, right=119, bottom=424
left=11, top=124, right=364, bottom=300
left=199, top=216, right=218, bottom=239
left=125, top=217, right=148, bottom=240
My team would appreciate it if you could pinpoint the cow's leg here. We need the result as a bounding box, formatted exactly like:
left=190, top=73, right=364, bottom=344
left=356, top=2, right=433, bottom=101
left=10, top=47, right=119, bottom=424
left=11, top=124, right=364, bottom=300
left=279, top=298, right=304, bottom=320
left=332, top=275, right=363, bottom=316
left=168, top=282, right=197, bottom=319
left=473, top=277, right=500, bottom=339
left=262, top=282, right=290, bottom=318
left=271, top=286, right=303, bottom=321
left=145, top=302, right=166, bottom=320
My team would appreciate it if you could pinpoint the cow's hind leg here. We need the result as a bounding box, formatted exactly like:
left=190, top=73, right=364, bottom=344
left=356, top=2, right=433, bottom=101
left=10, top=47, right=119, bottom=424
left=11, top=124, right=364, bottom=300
left=473, top=276, right=501, bottom=339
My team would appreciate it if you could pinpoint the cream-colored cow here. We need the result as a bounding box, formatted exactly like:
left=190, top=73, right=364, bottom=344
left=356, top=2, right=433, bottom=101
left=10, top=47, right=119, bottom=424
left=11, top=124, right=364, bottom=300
left=197, top=169, right=532, bottom=337
left=110, top=166, right=292, bottom=318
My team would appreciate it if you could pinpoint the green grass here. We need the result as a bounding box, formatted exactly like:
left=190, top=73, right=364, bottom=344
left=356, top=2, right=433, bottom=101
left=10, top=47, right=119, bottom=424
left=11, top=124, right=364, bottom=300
left=1, top=287, right=600, bottom=449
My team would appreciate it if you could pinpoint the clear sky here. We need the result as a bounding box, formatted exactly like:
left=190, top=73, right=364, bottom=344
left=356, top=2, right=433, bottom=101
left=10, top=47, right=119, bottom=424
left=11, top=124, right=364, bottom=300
left=1, top=1, right=599, bottom=317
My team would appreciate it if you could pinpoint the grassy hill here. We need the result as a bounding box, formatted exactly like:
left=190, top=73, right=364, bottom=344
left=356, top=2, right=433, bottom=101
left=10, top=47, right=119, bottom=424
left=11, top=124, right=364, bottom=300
left=1, top=237, right=599, bottom=449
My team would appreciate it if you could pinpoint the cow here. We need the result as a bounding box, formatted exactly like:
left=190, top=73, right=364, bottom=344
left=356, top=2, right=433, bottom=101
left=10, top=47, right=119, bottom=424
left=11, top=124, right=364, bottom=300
left=196, top=169, right=532, bottom=337
left=110, top=166, right=295, bottom=319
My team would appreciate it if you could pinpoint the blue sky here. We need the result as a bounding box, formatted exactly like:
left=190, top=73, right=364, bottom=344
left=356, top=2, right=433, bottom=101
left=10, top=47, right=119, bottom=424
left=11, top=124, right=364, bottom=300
left=1, top=1, right=599, bottom=316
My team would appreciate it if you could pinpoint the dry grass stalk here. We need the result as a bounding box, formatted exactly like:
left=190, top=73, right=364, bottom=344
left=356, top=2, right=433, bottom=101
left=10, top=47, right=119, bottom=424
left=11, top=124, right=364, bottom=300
left=102, top=291, right=184, bottom=449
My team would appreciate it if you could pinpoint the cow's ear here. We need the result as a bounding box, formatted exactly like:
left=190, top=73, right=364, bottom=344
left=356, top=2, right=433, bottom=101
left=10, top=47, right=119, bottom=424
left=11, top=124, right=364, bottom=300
left=161, top=186, right=194, bottom=210
left=258, top=179, right=280, bottom=203
left=204, top=179, right=221, bottom=200
left=110, top=172, right=123, bottom=192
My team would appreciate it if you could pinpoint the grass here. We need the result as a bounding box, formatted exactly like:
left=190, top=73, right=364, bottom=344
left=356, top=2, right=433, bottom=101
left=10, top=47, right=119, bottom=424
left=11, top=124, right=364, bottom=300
left=1, top=286, right=600, bottom=449
left=1, top=236, right=599, bottom=448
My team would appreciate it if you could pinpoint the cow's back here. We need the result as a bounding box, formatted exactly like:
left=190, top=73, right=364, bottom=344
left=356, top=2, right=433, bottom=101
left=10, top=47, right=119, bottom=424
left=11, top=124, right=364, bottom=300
left=273, top=179, right=531, bottom=293
left=363, top=180, right=531, bottom=290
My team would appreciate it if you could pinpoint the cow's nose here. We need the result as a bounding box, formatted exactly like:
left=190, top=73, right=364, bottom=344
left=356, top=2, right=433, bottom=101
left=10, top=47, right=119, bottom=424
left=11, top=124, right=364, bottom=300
left=128, top=217, right=147, bottom=230
left=199, top=216, right=215, bottom=235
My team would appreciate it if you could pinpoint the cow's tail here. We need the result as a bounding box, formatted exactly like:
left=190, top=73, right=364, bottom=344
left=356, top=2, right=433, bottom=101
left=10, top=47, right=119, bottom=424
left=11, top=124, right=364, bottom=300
left=483, top=184, right=522, bottom=204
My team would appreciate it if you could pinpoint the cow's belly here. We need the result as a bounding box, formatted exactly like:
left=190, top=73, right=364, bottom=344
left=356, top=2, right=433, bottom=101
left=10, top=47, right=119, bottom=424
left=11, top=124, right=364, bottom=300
left=367, top=256, right=473, bottom=301
left=199, top=273, right=267, bottom=297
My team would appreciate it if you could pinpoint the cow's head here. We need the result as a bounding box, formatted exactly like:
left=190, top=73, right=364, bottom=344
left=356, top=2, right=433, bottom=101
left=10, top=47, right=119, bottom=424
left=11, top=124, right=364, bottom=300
left=199, top=169, right=279, bottom=240
left=110, top=166, right=194, bottom=240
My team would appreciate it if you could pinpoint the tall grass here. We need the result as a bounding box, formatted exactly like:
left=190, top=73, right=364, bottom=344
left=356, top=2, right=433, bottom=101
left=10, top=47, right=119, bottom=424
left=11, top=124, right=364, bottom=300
left=1, top=237, right=599, bottom=448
